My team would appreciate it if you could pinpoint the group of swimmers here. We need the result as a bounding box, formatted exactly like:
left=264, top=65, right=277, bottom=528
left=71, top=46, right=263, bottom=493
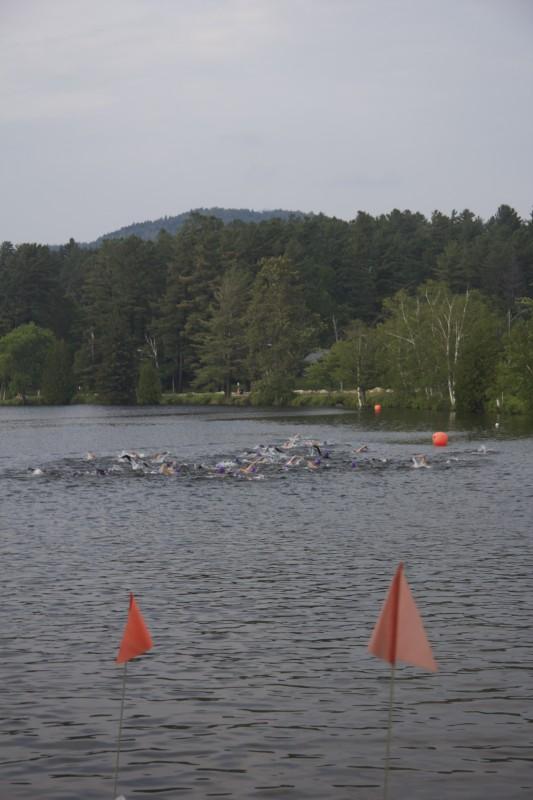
left=25, top=434, right=491, bottom=480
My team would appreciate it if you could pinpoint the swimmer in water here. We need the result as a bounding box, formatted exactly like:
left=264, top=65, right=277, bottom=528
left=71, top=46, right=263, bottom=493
left=148, top=451, right=169, bottom=463
left=285, top=455, right=303, bottom=467
left=240, top=459, right=260, bottom=475
left=281, top=435, right=300, bottom=449
left=411, top=454, right=430, bottom=469
left=159, top=462, right=176, bottom=476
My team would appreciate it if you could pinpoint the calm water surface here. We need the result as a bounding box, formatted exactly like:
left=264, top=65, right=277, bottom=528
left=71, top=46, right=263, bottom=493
left=0, top=405, right=532, bottom=799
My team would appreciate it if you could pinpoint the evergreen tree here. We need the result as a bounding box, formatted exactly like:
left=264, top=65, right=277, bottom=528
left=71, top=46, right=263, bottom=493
left=0, top=242, right=16, bottom=336
left=157, top=214, right=224, bottom=391
left=74, top=236, right=164, bottom=392
left=41, top=340, right=75, bottom=404
left=372, top=209, right=432, bottom=302
left=0, top=244, right=65, bottom=336
left=246, top=256, right=318, bottom=404
left=435, top=241, right=469, bottom=292
left=193, top=266, right=250, bottom=397
left=136, top=360, right=162, bottom=404
left=96, top=319, right=136, bottom=404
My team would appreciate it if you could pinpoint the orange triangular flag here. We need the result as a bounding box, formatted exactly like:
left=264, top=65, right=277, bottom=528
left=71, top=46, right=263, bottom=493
left=368, top=563, right=437, bottom=671
left=116, top=593, right=153, bottom=664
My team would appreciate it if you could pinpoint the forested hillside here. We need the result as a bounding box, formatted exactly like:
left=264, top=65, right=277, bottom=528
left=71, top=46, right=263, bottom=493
left=87, top=207, right=304, bottom=246
left=1, top=205, right=532, bottom=412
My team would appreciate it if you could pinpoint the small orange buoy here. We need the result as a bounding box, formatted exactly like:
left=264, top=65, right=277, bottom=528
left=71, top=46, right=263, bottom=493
left=432, top=431, right=448, bottom=447
left=374, top=404, right=382, bottom=413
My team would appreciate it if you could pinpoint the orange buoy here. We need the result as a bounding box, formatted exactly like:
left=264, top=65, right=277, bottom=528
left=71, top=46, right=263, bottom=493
left=432, top=431, right=448, bottom=447
left=374, top=403, right=382, bottom=413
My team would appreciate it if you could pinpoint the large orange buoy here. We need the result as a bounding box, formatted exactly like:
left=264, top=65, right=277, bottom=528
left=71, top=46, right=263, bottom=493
left=374, top=403, right=382, bottom=413
left=432, top=431, right=448, bottom=447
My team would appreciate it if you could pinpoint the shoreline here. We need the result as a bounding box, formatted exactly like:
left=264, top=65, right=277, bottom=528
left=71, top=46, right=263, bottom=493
left=0, top=389, right=527, bottom=418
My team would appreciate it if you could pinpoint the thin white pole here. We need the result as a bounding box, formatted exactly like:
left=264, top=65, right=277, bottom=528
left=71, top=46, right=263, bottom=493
left=383, top=663, right=396, bottom=800
left=112, top=662, right=128, bottom=799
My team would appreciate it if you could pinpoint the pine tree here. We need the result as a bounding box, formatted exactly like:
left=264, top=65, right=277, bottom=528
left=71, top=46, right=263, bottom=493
left=246, top=256, right=318, bottom=404
left=41, top=340, right=75, bottom=404
left=193, top=266, right=250, bottom=397
left=157, top=214, right=224, bottom=391
left=136, top=360, right=162, bottom=404
left=96, top=319, right=136, bottom=404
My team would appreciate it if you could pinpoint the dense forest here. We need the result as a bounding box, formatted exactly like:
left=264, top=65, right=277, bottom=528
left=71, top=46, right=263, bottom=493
left=1, top=205, right=532, bottom=413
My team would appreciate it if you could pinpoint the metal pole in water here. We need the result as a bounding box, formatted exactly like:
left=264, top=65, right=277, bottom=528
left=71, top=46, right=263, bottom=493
left=112, top=662, right=128, bottom=799
left=383, top=663, right=396, bottom=800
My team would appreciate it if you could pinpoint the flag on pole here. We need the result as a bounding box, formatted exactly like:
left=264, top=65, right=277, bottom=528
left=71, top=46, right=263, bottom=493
left=116, top=593, right=153, bottom=664
left=368, top=562, right=437, bottom=671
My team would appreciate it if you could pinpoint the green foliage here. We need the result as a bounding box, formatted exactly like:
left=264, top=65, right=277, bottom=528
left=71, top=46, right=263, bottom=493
left=246, top=256, right=319, bottom=403
left=1, top=203, right=533, bottom=409
left=41, top=340, right=75, bottom=404
left=0, top=243, right=69, bottom=338
left=0, top=323, right=55, bottom=401
left=76, top=236, right=166, bottom=393
left=250, top=374, right=296, bottom=407
left=157, top=214, right=224, bottom=391
left=455, top=301, right=503, bottom=412
left=304, top=354, right=339, bottom=391
left=137, top=360, right=162, bottom=405
left=305, top=321, right=378, bottom=407
left=369, top=283, right=504, bottom=411
left=162, top=391, right=250, bottom=406
left=491, top=304, right=533, bottom=413
left=193, top=266, right=250, bottom=397
left=95, top=318, right=136, bottom=404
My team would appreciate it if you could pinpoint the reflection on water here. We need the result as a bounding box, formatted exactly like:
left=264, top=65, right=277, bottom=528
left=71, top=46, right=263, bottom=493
left=0, top=405, right=532, bottom=799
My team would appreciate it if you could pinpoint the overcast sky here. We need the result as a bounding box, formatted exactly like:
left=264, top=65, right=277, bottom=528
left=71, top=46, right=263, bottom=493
left=2, top=0, right=532, bottom=244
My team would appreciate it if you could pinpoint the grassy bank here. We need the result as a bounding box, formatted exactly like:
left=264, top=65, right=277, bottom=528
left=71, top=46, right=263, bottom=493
left=2, top=389, right=529, bottom=415
left=162, top=391, right=251, bottom=406
left=161, top=389, right=390, bottom=410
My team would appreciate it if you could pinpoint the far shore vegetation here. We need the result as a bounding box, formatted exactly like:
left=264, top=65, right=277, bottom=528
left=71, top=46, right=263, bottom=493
left=1, top=205, right=533, bottom=415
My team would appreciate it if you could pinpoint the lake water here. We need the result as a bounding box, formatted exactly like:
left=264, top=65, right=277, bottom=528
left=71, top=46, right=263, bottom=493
left=0, top=404, right=532, bottom=799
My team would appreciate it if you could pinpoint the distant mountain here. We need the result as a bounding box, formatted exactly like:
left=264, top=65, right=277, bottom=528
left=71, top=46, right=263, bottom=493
left=86, top=207, right=308, bottom=247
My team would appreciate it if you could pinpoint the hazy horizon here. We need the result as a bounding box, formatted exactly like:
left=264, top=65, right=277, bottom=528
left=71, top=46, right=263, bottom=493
left=2, top=0, right=532, bottom=245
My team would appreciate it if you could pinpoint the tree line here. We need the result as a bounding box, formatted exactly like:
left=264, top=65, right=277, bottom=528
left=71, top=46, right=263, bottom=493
left=1, top=204, right=532, bottom=412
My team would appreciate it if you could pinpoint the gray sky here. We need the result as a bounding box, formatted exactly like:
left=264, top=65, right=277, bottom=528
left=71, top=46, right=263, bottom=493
left=2, top=0, right=532, bottom=244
